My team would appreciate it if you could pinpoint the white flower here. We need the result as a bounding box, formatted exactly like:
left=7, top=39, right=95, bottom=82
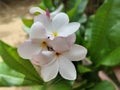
left=18, top=22, right=48, bottom=59
left=30, top=6, right=80, bottom=39
left=48, top=34, right=76, bottom=53
left=18, top=7, right=87, bottom=82
left=31, top=44, right=87, bottom=82
left=18, top=21, right=75, bottom=59
left=29, top=4, right=64, bottom=18
left=34, top=12, right=80, bottom=40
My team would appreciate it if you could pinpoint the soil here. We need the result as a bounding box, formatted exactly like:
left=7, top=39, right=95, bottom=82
left=0, top=0, right=39, bottom=90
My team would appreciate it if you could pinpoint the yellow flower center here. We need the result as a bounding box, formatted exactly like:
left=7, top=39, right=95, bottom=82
left=40, top=41, right=47, bottom=48
left=53, top=32, right=58, bottom=37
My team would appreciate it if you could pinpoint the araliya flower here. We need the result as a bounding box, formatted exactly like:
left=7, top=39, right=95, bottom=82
left=30, top=6, right=80, bottom=40
left=18, top=22, right=48, bottom=59
left=18, top=22, right=75, bottom=59
left=29, top=4, right=64, bottom=19
left=34, top=12, right=80, bottom=40
left=31, top=44, right=87, bottom=82
left=18, top=7, right=87, bottom=82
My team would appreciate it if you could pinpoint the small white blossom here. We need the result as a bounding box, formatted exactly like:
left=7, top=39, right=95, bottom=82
left=31, top=44, right=87, bottom=82
left=18, top=7, right=87, bottom=82
left=18, top=22, right=48, bottom=59
left=29, top=4, right=64, bottom=18
left=34, top=12, right=80, bottom=40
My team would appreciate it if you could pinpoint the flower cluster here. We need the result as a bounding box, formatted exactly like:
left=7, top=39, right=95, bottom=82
left=18, top=7, right=87, bottom=82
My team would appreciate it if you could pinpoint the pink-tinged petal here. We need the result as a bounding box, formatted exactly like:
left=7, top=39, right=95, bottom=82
left=30, top=22, right=47, bottom=39
left=31, top=51, right=55, bottom=66
left=64, top=44, right=87, bottom=61
left=17, top=40, right=40, bottom=59
left=41, top=60, right=59, bottom=82
left=46, top=9, right=50, bottom=18
left=98, top=71, right=119, bottom=90
left=113, top=66, right=120, bottom=82
left=65, top=34, right=76, bottom=47
left=58, top=22, right=80, bottom=37
left=48, top=37, right=70, bottom=53
left=29, top=7, right=45, bottom=15
left=52, top=13, right=69, bottom=30
left=34, top=14, right=51, bottom=30
left=59, top=56, right=76, bottom=80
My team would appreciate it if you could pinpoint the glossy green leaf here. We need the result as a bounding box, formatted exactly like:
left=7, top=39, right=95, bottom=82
left=85, top=15, right=95, bottom=47
left=90, top=81, right=115, bottom=90
left=0, top=62, right=36, bottom=86
left=77, top=0, right=88, bottom=13
left=98, top=47, right=120, bottom=66
left=77, top=65, right=91, bottom=74
left=89, top=0, right=120, bottom=64
left=39, top=1, right=46, bottom=10
left=43, top=0, right=55, bottom=11
left=108, top=22, right=120, bottom=49
left=75, top=30, right=82, bottom=44
left=67, top=0, right=81, bottom=19
left=67, top=0, right=88, bottom=21
left=78, top=14, right=87, bottom=24
left=0, top=41, right=43, bottom=84
left=45, top=78, right=73, bottom=90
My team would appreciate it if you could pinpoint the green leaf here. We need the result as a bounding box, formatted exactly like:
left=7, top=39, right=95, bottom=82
left=98, top=47, right=120, bottom=66
left=29, top=85, right=44, bottom=90
left=75, top=30, right=82, bottom=44
left=77, top=0, right=88, bottom=13
left=67, top=0, right=88, bottom=21
left=108, top=22, right=120, bottom=49
left=45, top=78, right=73, bottom=90
left=21, top=17, right=33, bottom=28
left=78, top=14, right=87, bottom=24
left=77, top=65, right=91, bottom=74
left=90, top=81, right=115, bottom=90
left=67, top=0, right=81, bottom=19
left=85, top=15, right=95, bottom=47
left=43, top=0, right=55, bottom=11
left=39, top=2, right=46, bottom=10
left=0, top=62, right=36, bottom=86
left=0, top=41, right=43, bottom=84
left=89, top=0, right=120, bottom=64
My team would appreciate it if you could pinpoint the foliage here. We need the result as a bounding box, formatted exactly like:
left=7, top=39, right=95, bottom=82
left=0, top=41, right=43, bottom=85
left=0, top=0, right=120, bottom=89
left=90, top=81, right=115, bottom=90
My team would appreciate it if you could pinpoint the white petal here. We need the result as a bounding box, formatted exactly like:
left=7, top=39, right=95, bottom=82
left=52, top=13, right=69, bottom=30
left=64, top=44, right=87, bottom=61
left=17, top=40, right=40, bottom=59
left=34, top=14, right=52, bottom=30
left=30, top=22, right=47, bottom=39
left=58, top=22, right=80, bottom=37
left=48, top=37, right=70, bottom=53
left=65, top=34, right=76, bottom=47
left=31, top=51, right=55, bottom=66
left=29, top=7, right=45, bottom=14
left=41, top=60, right=59, bottom=82
left=59, top=56, right=76, bottom=80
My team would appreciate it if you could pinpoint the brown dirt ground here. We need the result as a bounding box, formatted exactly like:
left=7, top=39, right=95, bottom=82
left=0, top=0, right=39, bottom=90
